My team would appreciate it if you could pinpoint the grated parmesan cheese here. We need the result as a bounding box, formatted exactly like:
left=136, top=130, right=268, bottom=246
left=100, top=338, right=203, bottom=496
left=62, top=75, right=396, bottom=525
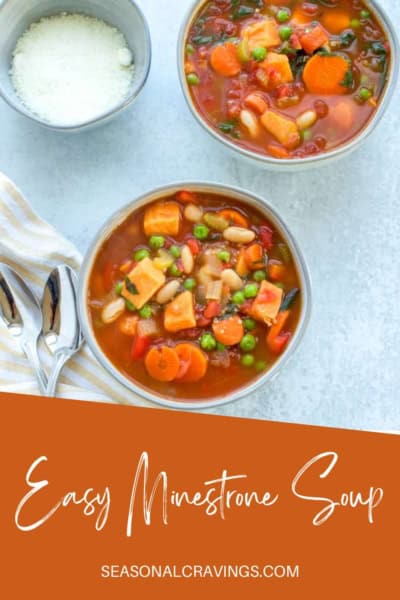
left=10, top=13, right=135, bottom=126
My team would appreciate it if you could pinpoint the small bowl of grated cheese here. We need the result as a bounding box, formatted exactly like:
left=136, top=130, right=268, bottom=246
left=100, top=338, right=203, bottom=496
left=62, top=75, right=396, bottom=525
left=0, top=0, right=151, bottom=130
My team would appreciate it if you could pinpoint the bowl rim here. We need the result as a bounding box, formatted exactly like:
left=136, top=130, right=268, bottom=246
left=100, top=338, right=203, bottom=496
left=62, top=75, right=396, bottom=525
left=177, top=0, right=400, bottom=168
left=0, top=0, right=152, bottom=131
left=78, top=181, right=313, bottom=410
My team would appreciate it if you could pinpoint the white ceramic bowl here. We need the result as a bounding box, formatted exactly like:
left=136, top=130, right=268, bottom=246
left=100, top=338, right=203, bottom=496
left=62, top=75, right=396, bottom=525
left=0, top=0, right=151, bottom=131
left=78, top=182, right=312, bottom=410
left=177, top=0, right=399, bottom=171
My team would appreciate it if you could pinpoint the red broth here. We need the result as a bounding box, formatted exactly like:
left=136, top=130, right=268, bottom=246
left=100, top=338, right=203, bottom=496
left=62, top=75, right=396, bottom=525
left=88, top=191, right=302, bottom=401
left=183, top=0, right=391, bottom=159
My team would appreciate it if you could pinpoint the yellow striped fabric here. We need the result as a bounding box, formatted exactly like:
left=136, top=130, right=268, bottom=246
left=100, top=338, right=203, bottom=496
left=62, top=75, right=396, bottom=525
left=0, top=172, right=154, bottom=407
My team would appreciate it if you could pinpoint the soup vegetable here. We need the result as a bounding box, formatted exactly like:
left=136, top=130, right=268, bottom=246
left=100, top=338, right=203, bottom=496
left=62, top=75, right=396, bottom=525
left=183, top=0, right=390, bottom=159
left=88, top=191, right=302, bottom=400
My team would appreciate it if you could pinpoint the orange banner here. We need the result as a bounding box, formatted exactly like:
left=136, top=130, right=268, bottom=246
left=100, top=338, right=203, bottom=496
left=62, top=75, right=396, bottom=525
left=1, top=393, right=398, bottom=599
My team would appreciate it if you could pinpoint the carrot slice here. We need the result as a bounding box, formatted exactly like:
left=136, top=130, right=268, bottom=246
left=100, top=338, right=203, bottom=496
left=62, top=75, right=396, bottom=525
left=219, top=209, right=249, bottom=228
left=244, top=93, right=269, bottom=115
left=267, top=311, right=290, bottom=344
left=321, top=10, right=351, bottom=34
left=210, top=42, right=241, bottom=77
left=302, top=54, right=350, bottom=95
left=236, top=248, right=249, bottom=277
left=244, top=243, right=264, bottom=271
left=267, top=144, right=290, bottom=159
left=145, top=346, right=180, bottom=382
left=176, top=190, right=196, bottom=204
left=212, top=316, right=244, bottom=346
left=268, top=262, right=287, bottom=281
left=299, top=24, right=329, bottom=55
left=175, top=343, right=208, bottom=383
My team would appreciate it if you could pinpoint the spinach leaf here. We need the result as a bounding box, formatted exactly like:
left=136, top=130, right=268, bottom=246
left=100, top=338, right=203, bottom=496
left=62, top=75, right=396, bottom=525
left=125, top=277, right=138, bottom=295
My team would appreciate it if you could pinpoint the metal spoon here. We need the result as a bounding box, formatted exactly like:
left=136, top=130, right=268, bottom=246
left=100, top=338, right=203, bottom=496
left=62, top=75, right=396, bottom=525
left=0, top=263, right=48, bottom=394
left=42, top=265, right=83, bottom=397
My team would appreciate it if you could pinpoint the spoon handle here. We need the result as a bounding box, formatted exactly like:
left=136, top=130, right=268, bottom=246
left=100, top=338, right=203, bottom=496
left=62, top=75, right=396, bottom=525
left=22, top=341, right=48, bottom=395
left=46, top=352, right=69, bottom=398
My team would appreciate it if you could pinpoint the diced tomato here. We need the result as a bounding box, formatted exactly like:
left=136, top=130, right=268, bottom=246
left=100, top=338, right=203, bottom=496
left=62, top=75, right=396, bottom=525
left=239, top=300, right=254, bottom=315
left=268, top=332, right=291, bottom=355
left=131, top=335, right=151, bottom=360
left=204, top=301, right=221, bottom=319
left=259, top=225, right=274, bottom=250
left=176, top=190, right=196, bottom=204
left=186, top=237, right=201, bottom=255
left=196, top=315, right=212, bottom=328
left=290, top=33, right=302, bottom=50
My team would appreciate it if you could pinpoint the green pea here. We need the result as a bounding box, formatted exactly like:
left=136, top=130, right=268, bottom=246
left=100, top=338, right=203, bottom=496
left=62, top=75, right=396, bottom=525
left=252, top=47, right=267, bottom=61
left=241, top=354, right=255, bottom=367
left=243, top=318, right=256, bottom=331
left=216, top=342, right=226, bottom=352
left=240, top=333, right=256, bottom=352
left=139, top=305, right=152, bottom=318
left=134, top=248, right=150, bottom=261
left=232, top=291, right=246, bottom=305
left=169, top=263, right=182, bottom=277
left=194, top=223, right=209, bottom=240
left=200, top=333, right=217, bottom=352
left=244, top=283, right=258, bottom=299
left=253, top=270, right=267, bottom=282
left=277, top=9, right=290, bottom=23
left=186, top=43, right=195, bottom=55
left=255, top=360, right=268, bottom=372
left=170, top=245, right=181, bottom=258
left=359, top=87, right=372, bottom=101
left=187, top=73, right=200, bottom=85
left=149, top=235, right=165, bottom=250
left=301, top=129, right=312, bottom=142
left=217, top=250, right=231, bottom=263
left=115, top=282, right=123, bottom=296
left=184, top=278, right=196, bottom=291
left=279, top=26, right=292, bottom=41
left=125, top=300, right=137, bottom=312
left=350, top=18, right=360, bottom=29
left=360, top=9, right=370, bottom=19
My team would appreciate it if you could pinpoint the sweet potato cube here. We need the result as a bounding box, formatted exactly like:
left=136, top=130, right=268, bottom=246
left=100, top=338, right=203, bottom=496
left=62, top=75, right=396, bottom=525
left=164, top=291, right=196, bottom=333
left=300, top=24, right=329, bottom=55
left=122, top=258, right=166, bottom=309
left=260, top=110, right=300, bottom=150
left=242, top=18, right=280, bottom=51
left=144, top=201, right=181, bottom=236
left=260, top=53, right=294, bottom=86
left=250, top=280, right=283, bottom=325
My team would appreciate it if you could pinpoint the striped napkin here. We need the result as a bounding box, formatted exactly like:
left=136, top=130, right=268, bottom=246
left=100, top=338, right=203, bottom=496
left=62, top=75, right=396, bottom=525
left=0, top=172, right=153, bottom=407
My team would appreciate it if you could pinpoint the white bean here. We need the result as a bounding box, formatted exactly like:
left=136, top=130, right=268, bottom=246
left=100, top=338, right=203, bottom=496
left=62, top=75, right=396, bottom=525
left=223, top=226, right=256, bottom=244
left=296, top=109, right=317, bottom=130
left=156, top=280, right=180, bottom=305
left=221, top=268, right=244, bottom=291
left=240, top=109, right=260, bottom=138
left=181, top=244, right=194, bottom=274
left=101, top=297, right=125, bottom=324
left=184, top=203, right=203, bottom=223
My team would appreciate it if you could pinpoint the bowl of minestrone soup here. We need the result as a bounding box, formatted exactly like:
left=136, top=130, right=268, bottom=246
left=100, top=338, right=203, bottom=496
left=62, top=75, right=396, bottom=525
left=178, top=0, right=398, bottom=168
left=79, top=183, right=312, bottom=409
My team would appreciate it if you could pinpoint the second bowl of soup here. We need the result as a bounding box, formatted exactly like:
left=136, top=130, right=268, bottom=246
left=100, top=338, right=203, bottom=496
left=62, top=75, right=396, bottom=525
left=178, top=0, right=398, bottom=168
left=79, top=183, right=311, bottom=409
